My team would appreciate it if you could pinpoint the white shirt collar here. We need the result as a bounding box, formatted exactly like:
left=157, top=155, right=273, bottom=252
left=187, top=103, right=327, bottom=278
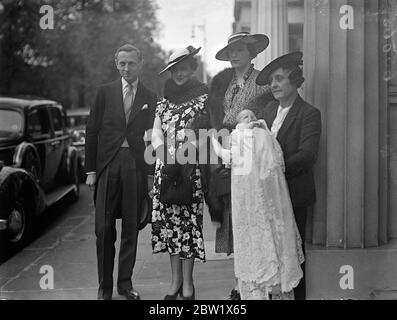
left=271, top=104, right=293, bottom=137
left=122, top=77, right=139, bottom=92
left=277, top=104, right=292, bottom=114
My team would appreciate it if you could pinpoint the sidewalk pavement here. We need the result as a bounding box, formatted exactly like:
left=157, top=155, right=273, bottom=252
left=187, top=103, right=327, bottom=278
left=0, top=187, right=235, bottom=300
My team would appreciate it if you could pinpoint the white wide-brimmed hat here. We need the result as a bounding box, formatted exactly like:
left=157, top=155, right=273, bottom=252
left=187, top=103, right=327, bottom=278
left=159, top=46, right=201, bottom=75
left=215, top=32, right=269, bottom=61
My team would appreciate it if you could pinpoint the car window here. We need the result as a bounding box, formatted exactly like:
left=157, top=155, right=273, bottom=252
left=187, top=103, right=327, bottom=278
left=49, top=107, right=64, bottom=132
left=67, top=115, right=89, bottom=128
left=27, top=107, right=51, bottom=139
left=0, top=109, right=23, bottom=139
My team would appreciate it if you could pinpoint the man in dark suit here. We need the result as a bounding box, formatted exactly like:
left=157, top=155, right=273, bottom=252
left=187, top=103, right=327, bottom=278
left=85, top=44, right=157, bottom=300
left=255, top=52, right=322, bottom=300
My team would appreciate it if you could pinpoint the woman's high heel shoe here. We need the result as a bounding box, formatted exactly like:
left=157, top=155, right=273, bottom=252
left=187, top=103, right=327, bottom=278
left=182, top=286, right=195, bottom=300
left=228, top=289, right=241, bottom=300
left=164, top=284, right=183, bottom=300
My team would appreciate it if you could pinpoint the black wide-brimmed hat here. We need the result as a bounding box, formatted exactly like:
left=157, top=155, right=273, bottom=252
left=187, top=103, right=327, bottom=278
left=215, top=32, right=269, bottom=61
left=159, top=46, right=201, bottom=75
left=256, top=51, right=303, bottom=85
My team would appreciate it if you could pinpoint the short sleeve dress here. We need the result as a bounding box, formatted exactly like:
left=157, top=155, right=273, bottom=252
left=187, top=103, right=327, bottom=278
left=151, top=93, right=208, bottom=262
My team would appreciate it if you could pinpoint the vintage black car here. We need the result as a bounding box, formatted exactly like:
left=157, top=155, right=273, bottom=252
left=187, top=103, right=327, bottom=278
left=0, top=97, right=81, bottom=253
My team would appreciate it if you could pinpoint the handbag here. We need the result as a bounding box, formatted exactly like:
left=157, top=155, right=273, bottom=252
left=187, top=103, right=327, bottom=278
left=159, top=163, right=196, bottom=205
left=138, top=175, right=154, bottom=230
left=211, top=164, right=231, bottom=197
left=138, top=193, right=152, bottom=230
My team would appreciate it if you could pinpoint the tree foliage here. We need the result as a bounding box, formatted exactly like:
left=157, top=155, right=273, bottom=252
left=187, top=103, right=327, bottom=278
left=0, top=0, right=167, bottom=108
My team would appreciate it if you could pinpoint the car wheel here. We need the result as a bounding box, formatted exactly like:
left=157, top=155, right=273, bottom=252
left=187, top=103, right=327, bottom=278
left=5, top=198, right=32, bottom=252
left=0, top=173, right=37, bottom=257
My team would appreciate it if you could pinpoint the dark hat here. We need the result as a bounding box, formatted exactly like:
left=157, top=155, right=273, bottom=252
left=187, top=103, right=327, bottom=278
left=159, top=46, right=201, bottom=75
left=256, top=51, right=303, bottom=85
left=216, top=32, right=269, bottom=61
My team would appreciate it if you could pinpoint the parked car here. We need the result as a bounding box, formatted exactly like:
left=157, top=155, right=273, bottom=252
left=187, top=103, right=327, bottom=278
left=66, top=107, right=89, bottom=131
left=66, top=108, right=89, bottom=179
left=0, top=97, right=82, bottom=253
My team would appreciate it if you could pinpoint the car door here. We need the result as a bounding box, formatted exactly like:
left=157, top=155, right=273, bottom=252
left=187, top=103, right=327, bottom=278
left=48, top=105, right=68, bottom=183
left=26, top=105, right=57, bottom=191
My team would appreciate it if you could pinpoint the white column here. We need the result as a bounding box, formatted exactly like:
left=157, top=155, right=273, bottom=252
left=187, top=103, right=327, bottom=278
left=250, top=0, right=289, bottom=70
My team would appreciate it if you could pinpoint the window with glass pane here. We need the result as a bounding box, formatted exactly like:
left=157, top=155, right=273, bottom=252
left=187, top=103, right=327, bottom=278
left=50, top=107, right=63, bottom=132
left=28, top=108, right=51, bottom=138
left=0, top=109, right=23, bottom=138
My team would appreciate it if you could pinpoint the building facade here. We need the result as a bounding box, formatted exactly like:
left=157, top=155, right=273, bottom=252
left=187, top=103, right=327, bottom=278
left=234, top=0, right=304, bottom=69
left=234, top=0, right=397, bottom=299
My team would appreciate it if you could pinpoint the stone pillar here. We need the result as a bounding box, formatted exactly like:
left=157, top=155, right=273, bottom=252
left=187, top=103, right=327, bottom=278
left=387, top=0, right=397, bottom=239
left=302, top=0, right=389, bottom=249
left=250, top=0, right=289, bottom=70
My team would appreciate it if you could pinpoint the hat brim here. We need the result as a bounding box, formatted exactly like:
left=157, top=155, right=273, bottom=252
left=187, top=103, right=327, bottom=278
left=215, top=34, right=269, bottom=61
left=159, top=47, right=201, bottom=75
left=256, top=51, right=303, bottom=86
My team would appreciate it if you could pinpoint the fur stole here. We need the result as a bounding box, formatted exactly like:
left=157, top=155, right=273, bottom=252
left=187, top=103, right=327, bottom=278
left=163, top=77, right=208, bottom=105
left=205, top=68, right=234, bottom=130
left=202, top=69, right=234, bottom=224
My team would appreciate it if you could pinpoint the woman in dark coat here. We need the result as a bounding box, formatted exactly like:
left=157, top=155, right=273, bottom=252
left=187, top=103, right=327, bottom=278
left=205, top=32, right=274, bottom=299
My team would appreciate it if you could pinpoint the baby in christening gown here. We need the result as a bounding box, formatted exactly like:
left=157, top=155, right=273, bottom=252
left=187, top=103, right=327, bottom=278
left=212, top=109, right=304, bottom=300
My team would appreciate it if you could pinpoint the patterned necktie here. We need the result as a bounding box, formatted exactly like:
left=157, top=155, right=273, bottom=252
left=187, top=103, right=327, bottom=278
left=124, top=84, right=134, bottom=123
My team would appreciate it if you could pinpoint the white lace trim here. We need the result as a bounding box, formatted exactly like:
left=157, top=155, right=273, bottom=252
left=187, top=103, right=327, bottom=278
left=230, top=128, right=304, bottom=300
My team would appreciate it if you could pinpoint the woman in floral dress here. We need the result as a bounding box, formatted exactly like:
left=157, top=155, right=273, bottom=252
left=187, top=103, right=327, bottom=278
left=151, top=46, right=208, bottom=300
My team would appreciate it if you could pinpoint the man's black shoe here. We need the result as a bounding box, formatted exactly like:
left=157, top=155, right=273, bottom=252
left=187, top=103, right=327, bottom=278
left=117, top=288, right=140, bottom=300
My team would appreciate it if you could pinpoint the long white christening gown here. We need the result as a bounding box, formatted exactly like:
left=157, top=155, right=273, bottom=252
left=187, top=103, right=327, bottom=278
left=213, top=121, right=304, bottom=300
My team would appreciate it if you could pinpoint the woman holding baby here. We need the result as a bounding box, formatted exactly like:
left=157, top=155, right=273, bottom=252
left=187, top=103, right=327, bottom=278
left=204, top=32, right=275, bottom=300
left=211, top=107, right=304, bottom=300
left=205, top=33, right=308, bottom=300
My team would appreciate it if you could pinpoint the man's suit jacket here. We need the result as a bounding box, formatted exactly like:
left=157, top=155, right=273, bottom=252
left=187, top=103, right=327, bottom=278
left=85, top=79, right=157, bottom=181
left=262, top=95, right=322, bottom=208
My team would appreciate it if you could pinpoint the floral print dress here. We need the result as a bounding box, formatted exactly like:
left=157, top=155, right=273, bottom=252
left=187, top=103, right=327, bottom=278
left=151, top=94, right=208, bottom=262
